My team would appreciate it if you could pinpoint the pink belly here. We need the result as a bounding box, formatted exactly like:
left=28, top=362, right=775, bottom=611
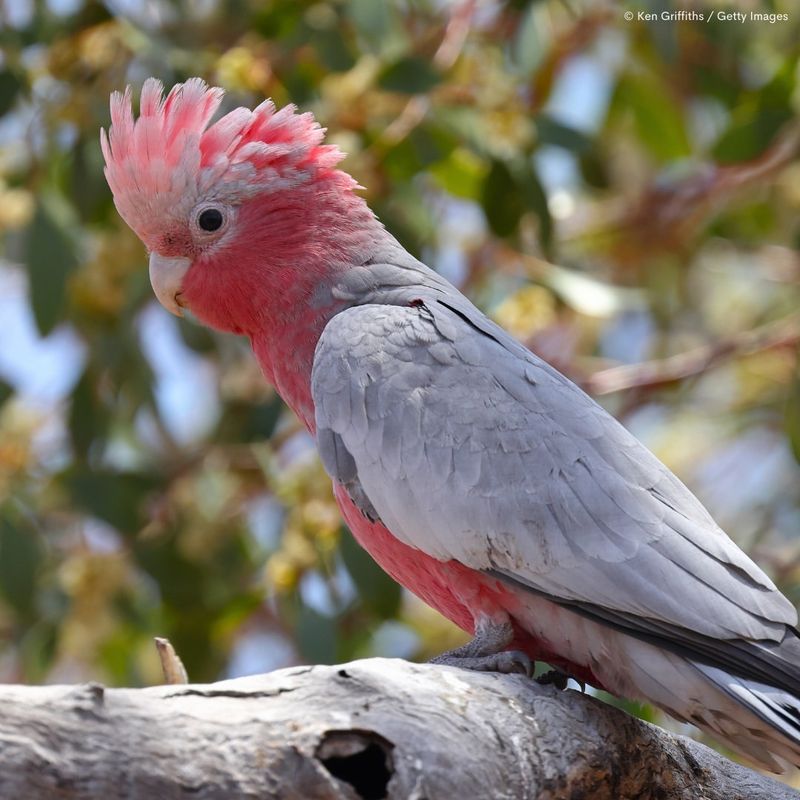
left=334, top=485, right=604, bottom=688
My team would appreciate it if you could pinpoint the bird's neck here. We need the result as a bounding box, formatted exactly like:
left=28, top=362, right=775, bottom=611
left=240, top=177, right=387, bottom=430
left=250, top=302, right=340, bottom=431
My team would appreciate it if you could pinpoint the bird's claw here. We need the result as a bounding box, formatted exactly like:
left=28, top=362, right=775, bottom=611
left=481, top=650, right=533, bottom=677
left=536, top=668, right=585, bottom=692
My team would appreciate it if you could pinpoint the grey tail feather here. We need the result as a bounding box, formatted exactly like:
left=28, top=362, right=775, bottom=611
left=489, top=567, right=800, bottom=766
left=694, top=662, right=800, bottom=769
left=487, top=567, right=800, bottom=697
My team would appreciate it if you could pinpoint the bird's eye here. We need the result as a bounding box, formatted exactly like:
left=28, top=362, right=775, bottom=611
left=197, top=207, right=224, bottom=232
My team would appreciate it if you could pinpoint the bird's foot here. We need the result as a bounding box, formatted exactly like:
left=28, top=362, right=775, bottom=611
left=432, top=650, right=533, bottom=676
left=429, top=619, right=533, bottom=677
left=536, top=668, right=585, bottom=692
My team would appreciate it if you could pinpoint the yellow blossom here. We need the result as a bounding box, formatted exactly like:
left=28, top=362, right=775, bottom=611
left=493, top=285, right=556, bottom=340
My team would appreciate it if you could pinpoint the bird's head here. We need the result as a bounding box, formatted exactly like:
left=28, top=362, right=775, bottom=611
left=101, top=78, right=365, bottom=334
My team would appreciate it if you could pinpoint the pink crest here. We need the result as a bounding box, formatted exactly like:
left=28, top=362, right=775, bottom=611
left=100, top=78, right=347, bottom=243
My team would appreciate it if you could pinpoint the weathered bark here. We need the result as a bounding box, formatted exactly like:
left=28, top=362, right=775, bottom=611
left=0, top=658, right=796, bottom=799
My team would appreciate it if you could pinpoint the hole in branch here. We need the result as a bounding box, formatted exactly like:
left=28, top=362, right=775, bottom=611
left=317, top=729, right=394, bottom=800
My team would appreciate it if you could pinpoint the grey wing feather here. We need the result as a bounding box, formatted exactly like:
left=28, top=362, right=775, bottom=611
left=312, top=263, right=796, bottom=645
left=316, top=386, right=381, bottom=522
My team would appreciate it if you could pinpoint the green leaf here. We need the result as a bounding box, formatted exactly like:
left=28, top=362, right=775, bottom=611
left=578, top=149, right=610, bottom=189
left=536, top=116, right=592, bottom=153
left=519, top=161, right=552, bottom=253
left=19, top=621, right=59, bottom=682
left=378, top=57, right=441, bottom=94
left=382, top=125, right=457, bottom=180
left=348, top=0, right=392, bottom=42
left=436, top=107, right=485, bottom=147
left=513, top=2, right=544, bottom=74
left=0, top=513, right=42, bottom=616
left=282, top=62, right=318, bottom=106
left=25, top=195, right=79, bottom=335
left=0, top=380, right=13, bottom=409
left=786, top=371, right=800, bottom=466
left=65, top=468, right=160, bottom=535
left=177, top=318, right=217, bottom=353
left=252, top=4, right=303, bottom=39
left=482, top=160, right=524, bottom=238
left=712, top=58, right=796, bottom=164
left=0, top=68, right=22, bottom=117
left=712, top=109, right=791, bottom=163
left=296, top=605, right=337, bottom=664
left=481, top=159, right=552, bottom=248
left=69, top=138, right=114, bottom=224
left=134, top=530, right=211, bottom=608
left=612, top=73, right=691, bottom=162
left=429, top=148, right=488, bottom=200
left=340, top=528, right=401, bottom=619
left=372, top=183, right=434, bottom=254
left=216, top=395, right=285, bottom=443
left=694, top=61, right=741, bottom=106
left=68, top=370, right=108, bottom=459
left=315, top=28, right=356, bottom=73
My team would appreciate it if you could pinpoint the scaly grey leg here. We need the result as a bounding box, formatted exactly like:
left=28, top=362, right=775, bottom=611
left=430, top=619, right=532, bottom=677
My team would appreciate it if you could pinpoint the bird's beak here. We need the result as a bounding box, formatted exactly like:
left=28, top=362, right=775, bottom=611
left=148, top=253, right=190, bottom=317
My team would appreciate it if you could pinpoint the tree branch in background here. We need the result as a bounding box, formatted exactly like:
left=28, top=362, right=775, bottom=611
left=581, top=122, right=800, bottom=266
left=587, top=312, right=800, bottom=395
left=0, top=659, right=795, bottom=800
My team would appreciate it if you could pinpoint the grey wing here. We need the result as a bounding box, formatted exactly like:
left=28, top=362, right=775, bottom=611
left=311, top=296, right=796, bottom=645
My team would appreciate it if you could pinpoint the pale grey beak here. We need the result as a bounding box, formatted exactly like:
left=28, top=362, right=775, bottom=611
left=148, top=253, right=190, bottom=317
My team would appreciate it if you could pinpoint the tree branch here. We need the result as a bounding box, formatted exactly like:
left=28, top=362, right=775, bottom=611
left=0, top=658, right=795, bottom=799
left=587, top=312, right=800, bottom=395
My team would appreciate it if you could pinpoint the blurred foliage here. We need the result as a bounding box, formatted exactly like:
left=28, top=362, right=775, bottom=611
left=1, top=0, right=800, bottom=776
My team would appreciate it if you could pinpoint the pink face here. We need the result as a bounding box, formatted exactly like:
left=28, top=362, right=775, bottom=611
left=101, top=77, right=345, bottom=324
left=141, top=198, right=242, bottom=319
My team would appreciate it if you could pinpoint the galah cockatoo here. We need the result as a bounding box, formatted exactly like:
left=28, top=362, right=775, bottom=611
left=102, top=78, right=800, bottom=771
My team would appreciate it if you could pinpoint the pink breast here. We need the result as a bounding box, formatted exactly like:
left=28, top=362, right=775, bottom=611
left=333, top=485, right=604, bottom=688
left=334, top=484, right=504, bottom=632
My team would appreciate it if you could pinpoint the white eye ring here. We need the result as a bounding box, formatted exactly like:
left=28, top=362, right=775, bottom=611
left=192, top=203, right=230, bottom=236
